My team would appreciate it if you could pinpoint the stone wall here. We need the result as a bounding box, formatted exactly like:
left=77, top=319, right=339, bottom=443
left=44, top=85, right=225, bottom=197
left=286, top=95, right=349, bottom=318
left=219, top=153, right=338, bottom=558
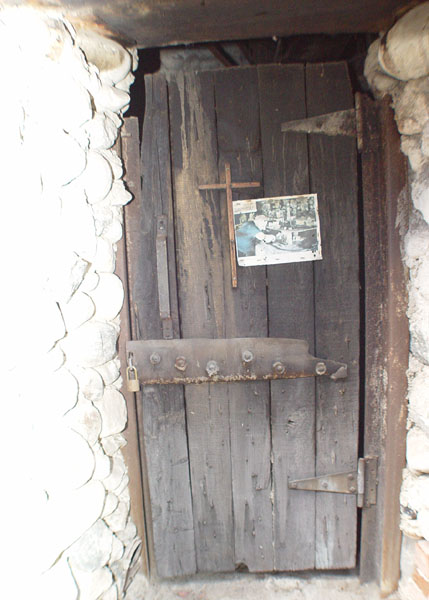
left=0, top=8, right=142, bottom=600
left=364, top=3, right=429, bottom=597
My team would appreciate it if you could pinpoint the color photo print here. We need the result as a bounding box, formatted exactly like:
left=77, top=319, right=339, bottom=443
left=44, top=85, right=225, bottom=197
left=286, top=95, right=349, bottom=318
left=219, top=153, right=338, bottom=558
left=233, top=194, right=322, bottom=266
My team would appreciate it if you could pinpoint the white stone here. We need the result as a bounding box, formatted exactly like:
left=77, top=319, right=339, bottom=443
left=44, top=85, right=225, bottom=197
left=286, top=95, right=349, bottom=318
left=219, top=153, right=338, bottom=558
left=79, top=270, right=100, bottom=293
left=409, top=364, right=429, bottom=433
left=43, top=345, right=66, bottom=373
left=36, top=556, right=78, bottom=600
left=69, top=519, right=114, bottom=572
left=93, top=201, right=114, bottom=237
left=60, top=321, right=118, bottom=367
left=104, top=501, right=129, bottom=533
left=422, top=121, right=429, bottom=158
left=33, top=425, right=94, bottom=492
left=364, top=39, right=400, bottom=98
left=76, top=31, right=132, bottom=86
left=407, top=426, right=429, bottom=474
left=96, top=359, right=121, bottom=386
left=93, top=442, right=113, bottom=480
left=71, top=366, right=105, bottom=402
left=90, top=273, right=124, bottom=321
left=60, top=182, right=97, bottom=262
left=37, top=296, right=66, bottom=353
left=116, top=519, right=138, bottom=547
left=102, top=434, right=127, bottom=456
left=102, top=219, right=123, bottom=244
left=378, top=3, right=429, bottom=81
left=404, top=222, right=429, bottom=265
left=103, top=452, right=127, bottom=492
left=70, top=565, right=113, bottom=600
left=93, top=237, right=116, bottom=273
left=110, top=534, right=125, bottom=563
left=412, top=166, right=429, bottom=225
left=109, top=180, right=133, bottom=206
left=41, top=480, right=106, bottom=568
left=394, top=78, right=429, bottom=135
left=102, top=492, right=119, bottom=518
left=46, top=250, right=89, bottom=304
left=81, top=150, right=113, bottom=204
left=64, top=396, right=102, bottom=446
left=116, top=70, right=135, bottom=92
left=101, top=149, right=123, bottom=180
left=61, top=292, right=95, bottom=332
left=400, top=135, right=426, bottom=172
left=43, top=367, right=79, bottom=416
left=94, top=82, right=130, bottom=113
left=86, top=112, right=119, bottom=150
left=115, top=474, right=130, bottom=498
left=413, top=253, right=429, bottom=301
left=98, top=387, right=127, bottom=437
left=101, top=585, right=118, bottom=600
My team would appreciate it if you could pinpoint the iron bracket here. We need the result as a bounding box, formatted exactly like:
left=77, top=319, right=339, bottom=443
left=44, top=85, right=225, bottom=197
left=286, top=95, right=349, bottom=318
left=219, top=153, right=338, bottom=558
left=156, top=215, right=173, bottom=339
left=126, top=337, right=347, bottom=385
left=288, top=456, right=378, bottom=508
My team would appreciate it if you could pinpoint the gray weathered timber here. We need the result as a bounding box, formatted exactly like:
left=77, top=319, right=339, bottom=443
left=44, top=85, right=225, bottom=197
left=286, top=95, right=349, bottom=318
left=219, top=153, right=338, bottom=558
left=214, top=66, right=273, bottom=572
left=258, top=63, right=316, bottom=571
left=168, top=70, right=235, bottom=573
left=306, top=62, right=360, bottom=569
left=128, top=73, right=196, bottom=578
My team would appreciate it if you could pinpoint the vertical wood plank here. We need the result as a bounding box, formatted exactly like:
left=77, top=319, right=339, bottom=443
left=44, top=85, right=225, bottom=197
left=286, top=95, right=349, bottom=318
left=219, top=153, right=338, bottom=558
left=118, top=118, right=149, bottom=578
left=306, top=62, right=360, bottom=569
left=126, top=73, right=197, bottom=578
left=258, top=64, right=316, bottom=570
left=214, top=66, right=273, bottom=572
left=168, top=70, right=235, bottom=573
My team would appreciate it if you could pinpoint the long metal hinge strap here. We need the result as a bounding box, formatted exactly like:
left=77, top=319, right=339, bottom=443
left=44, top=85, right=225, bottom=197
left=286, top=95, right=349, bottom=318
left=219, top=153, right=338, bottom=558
left=281, top=93, right=363, bottom=152
left=288, top=456, right=378, bottom=508
left=156, top=215, right=173, bottom=340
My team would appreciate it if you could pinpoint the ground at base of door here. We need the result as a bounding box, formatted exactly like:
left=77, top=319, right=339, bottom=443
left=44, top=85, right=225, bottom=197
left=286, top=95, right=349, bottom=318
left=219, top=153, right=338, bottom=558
left=126, top=572, right=400, bottom=600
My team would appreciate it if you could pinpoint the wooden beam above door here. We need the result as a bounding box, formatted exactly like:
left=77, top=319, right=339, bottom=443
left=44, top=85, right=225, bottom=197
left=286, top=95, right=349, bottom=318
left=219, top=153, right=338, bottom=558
left=6, top=0, right=418, bottom=47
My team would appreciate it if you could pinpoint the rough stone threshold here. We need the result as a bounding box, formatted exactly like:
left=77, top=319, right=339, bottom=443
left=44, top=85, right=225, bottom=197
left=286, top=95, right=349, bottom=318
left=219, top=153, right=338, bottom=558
left=126, top=571, right=399, bottom=599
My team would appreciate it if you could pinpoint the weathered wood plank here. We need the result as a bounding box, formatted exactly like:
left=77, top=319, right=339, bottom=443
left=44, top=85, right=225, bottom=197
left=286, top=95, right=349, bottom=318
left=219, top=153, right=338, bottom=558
left=127, top=73, right=196, bottom=578
left=258, top=64, right=316, bottom=571
left=306, top=62, right=360, bottom=569
left=119, top=117, right=149, bottom=578
left=168, top=70, right=235, bottom=573
left=214, top=66, right=273, bottom=572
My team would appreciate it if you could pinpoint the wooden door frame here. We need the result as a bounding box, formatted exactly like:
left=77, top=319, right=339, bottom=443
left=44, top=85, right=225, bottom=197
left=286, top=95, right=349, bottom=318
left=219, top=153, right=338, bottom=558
left=118, top=94, right=410, bottom=592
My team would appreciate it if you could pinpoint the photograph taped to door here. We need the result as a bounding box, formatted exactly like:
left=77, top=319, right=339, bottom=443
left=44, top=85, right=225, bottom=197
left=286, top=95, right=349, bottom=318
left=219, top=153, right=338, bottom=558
left=233, top=194, right=322, bottom=266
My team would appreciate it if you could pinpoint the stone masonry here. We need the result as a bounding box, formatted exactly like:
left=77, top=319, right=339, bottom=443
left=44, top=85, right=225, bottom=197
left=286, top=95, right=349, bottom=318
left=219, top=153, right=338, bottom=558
left=0, top=8, right=141, bottom=600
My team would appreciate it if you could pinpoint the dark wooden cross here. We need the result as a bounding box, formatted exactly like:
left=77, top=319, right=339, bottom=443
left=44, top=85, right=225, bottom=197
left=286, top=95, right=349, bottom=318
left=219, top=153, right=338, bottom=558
left=199, top=162, right=260, bottom=288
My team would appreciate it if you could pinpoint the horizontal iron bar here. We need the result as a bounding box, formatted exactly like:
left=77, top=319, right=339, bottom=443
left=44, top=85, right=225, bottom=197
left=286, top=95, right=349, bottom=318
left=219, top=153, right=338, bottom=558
left=281, top=108, right=356, bottom=137
left=126, top=337, right=347, bottom=385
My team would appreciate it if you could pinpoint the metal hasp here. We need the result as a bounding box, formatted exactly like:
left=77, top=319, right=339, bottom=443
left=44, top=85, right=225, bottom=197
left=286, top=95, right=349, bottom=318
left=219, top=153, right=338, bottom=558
left=288, top=456, right=378, bottom=508
left=281, top=93, right=363, bottom=151
left=126, top=337, right=347, bottom=385
left=156, top=215, right=173, bottom=339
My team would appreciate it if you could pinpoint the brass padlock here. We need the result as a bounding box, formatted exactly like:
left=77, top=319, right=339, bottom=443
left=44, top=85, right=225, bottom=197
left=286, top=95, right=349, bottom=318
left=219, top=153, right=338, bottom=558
left=126, top=366, right=140, bottom=392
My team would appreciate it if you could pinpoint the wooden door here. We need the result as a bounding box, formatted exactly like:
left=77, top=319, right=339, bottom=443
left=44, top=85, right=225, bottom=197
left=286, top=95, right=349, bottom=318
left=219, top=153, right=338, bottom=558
left=129, top=63, right=360, bottom=578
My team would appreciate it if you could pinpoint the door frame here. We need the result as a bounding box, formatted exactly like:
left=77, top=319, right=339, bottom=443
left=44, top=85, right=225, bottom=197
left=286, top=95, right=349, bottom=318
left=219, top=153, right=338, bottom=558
left=118, top=93, right=409, bottom=592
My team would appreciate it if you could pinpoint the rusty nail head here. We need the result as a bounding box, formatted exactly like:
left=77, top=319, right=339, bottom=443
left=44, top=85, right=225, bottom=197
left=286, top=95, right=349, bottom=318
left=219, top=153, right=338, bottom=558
left=272, top=361, right=285, bottom=376
left=242, top=350, right=254, bottom=363
left=149, top=352, right=161, bottom=365
left=175, top=356, right=187, bottom=371
left=322, top=481, right=328, bottom=489
left=315, top=361, right=327, bottom=376
left=290, top=482, right=297, bottom=489
left=206, top=360, right=219, bottom=377
left=349, top=486, right=356, bottom=493
left=348, top=473, right=354, bottom=481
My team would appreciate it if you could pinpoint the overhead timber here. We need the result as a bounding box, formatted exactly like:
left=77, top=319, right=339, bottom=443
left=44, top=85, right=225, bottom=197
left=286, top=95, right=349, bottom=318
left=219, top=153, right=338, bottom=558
left=5, top=0, right=420, bottom=47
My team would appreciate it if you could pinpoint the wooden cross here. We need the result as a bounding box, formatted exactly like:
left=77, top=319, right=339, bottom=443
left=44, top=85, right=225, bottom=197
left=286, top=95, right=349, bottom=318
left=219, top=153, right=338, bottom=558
left=199, top=162, right=260, bottom=288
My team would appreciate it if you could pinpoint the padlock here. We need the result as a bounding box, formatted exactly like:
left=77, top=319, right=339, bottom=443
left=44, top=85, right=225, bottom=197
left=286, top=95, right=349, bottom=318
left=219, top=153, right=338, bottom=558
left=126, top=366, right=140, bottom=392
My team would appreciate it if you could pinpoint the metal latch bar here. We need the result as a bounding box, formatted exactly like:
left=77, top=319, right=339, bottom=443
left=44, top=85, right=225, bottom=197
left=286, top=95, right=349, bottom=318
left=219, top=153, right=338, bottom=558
left=288, top=456, right=378, bottom=508
left=126, top=337, right=347, bottom=385
left=156, top=216, right=173, bottom=340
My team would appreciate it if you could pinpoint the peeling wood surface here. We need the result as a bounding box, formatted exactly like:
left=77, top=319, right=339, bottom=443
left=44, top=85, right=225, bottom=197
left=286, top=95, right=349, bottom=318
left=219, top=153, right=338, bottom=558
left=134, top=64, right=360, bottom=577
left=359, top=95, right=409, bottom=594
left=8, top=0, right=416, bottom=47
left=307, top=62, right=360, bottom=569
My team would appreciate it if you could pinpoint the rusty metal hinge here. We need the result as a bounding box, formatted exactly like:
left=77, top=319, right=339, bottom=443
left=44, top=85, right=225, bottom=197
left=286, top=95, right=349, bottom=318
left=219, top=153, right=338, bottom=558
left=288, top=456, right=378, bottom=508
left=281, top=92, right=363, bottom=152
left=156, top=215, right=173, bottom=340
